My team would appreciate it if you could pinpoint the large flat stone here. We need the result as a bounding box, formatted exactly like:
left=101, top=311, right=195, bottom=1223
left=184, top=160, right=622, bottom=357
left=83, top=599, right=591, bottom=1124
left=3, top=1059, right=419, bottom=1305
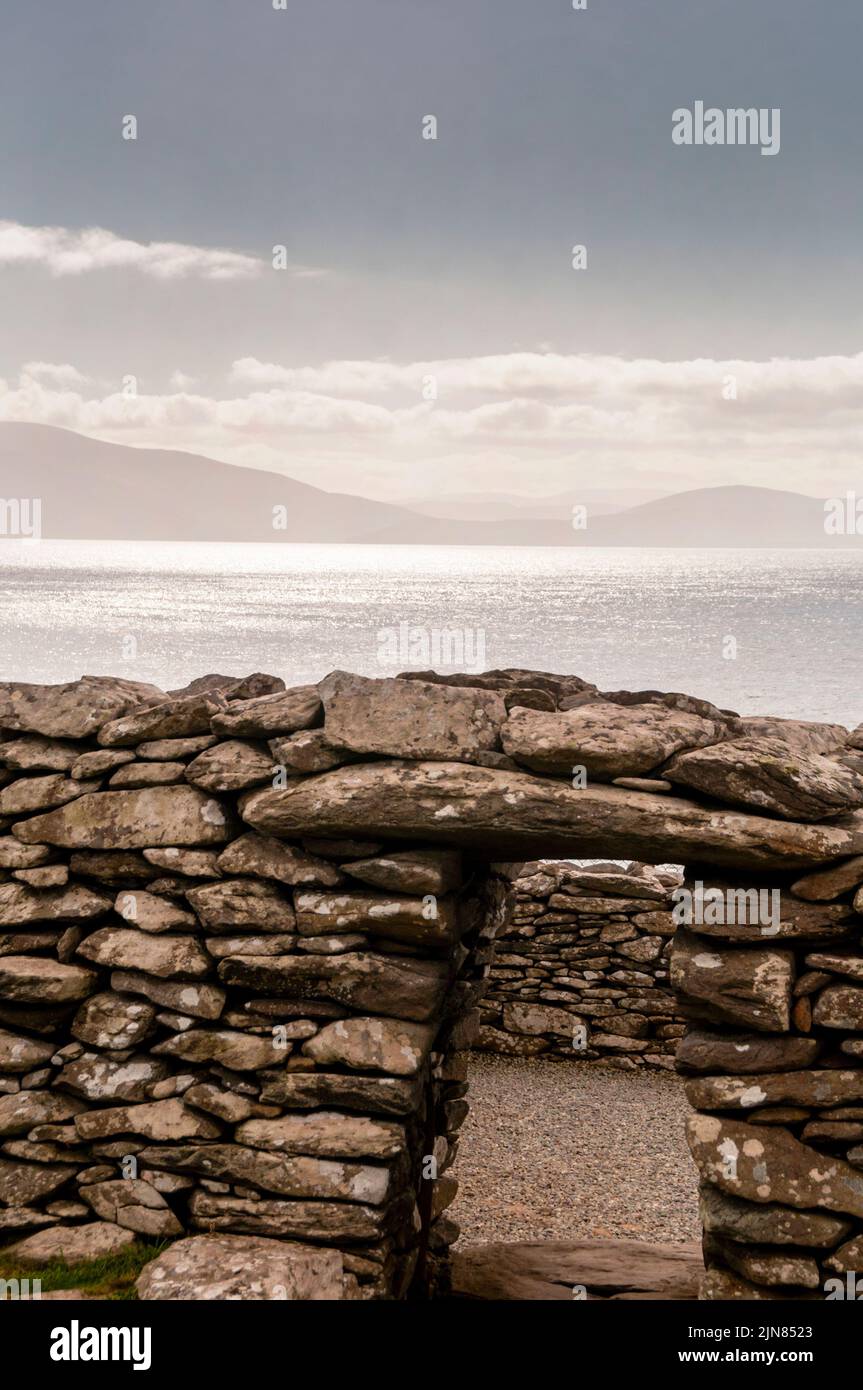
left=236, top=1112, right=405, bottom=1160
left=259, top=1071, right=421, bottom=1116
left=134, top=1142, right=392, bottom=1204
left=240, top=762, right=863, bottom=871
left=294, top=889, right=461, bottom=947
left=185, top=879, right=295, bottom=932
left=0, top=677, right=163, bottom=740
left=110, top=970, right=226, bottom=1020
left=74, top=1098, right=221, bottom=1142
left=301, top=1017, right=436, bottom=1075
left=0, top=955, right=98, bottom=1004
left=4, top=1221, right=136, bottom=1266
left=501, top=702, right=722, bottom=779
left=687, top=1114, right=863, bottom=1218
left=136, top=1233, right=348, bottom=1300
left=210, top=687, right=322, bottom=738
left=699, top=1182, right=852, bottom=1248
left=219, top=952, right=448, bottom=1023
left=216, top=831, right=341, bottom=887
left=669, top=930, right=794, bottom=1032
left=666, top=738, right=863, bottom=821
left=451, top=1239, right=702, bottom=1301
left=686, top=1070, right=863, bottom=1111
left=188, top=1191, right=385, bottom=1242
left=13, top=786, right=234, bottom=848
left=0, top=882, right=111, bottom=926
left=676, top=1029, right=821, bottom=1074
left=321, top=674, right=505, bottom=762
left=77, top=927, right=211, bottom=979
left=97, top=692, right=227, bottom=747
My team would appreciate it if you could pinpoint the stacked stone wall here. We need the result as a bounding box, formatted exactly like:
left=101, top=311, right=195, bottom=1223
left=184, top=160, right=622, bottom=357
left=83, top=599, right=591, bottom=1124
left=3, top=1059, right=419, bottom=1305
left=0, top=666, right=862, bottom=1300
left=476, top=860, right=687, bottom=1067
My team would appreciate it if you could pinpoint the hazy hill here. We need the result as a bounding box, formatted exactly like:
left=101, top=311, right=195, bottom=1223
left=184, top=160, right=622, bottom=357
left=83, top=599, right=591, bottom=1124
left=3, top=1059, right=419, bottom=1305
left=0, top=423, right=856, bottom=547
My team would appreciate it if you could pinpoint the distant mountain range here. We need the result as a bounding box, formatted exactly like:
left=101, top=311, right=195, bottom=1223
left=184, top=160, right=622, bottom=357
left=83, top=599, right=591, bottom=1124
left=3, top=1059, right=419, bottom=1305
left=0, top=422, right=858, bottom=548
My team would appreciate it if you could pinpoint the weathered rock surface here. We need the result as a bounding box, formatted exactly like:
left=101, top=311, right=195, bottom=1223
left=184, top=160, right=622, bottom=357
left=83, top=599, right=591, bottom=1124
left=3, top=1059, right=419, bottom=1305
left=236, top=1112, right=404, bottom=1160
left=341, top=849, right=463, bottom=895
left=451, top=1239, right=702, bottom=1301
left=0, top=1026, right=55, bottom=1073
left=0, top=955, right=98, bottom=1003
left=0, top=1157, right=72, bottom=1206
left=0, top=774, right=99, bottom=816
left=241, top=762, right=862, bottom=869
left=501, top=702, right=722, bottom=779
left=186, top=879, right=295, bottom=932
left=699, top=1183, right=852, bottom=1247
left=0, top=1090, right=85, bottom=1135
left=97, top=692, right=227, bottom=747
left=219, top=952, right=448, bottom=1022
left=74, top=1098, right=221, bottom=1142
left=134, top=1142, right=391, bottom=1204
left=676, top=1029, right=821, bottom=1074
left=110, top=970, right=225, bottom=1020
left=72, top=991, right=156, bottom=1049
left=216, top=831, right=342, bottom=887
left=0, top=736, right=80, bottom=772
left=152, top=1029, right=285, bottom=1071
left=294, top=889, right=460, bottom=948
left=210, top=687, right=322, bottom=738
left=259, top=1071, right=420, bottom=1116
left=14, top=786, right=233, bottom=848
left=185, top=740, right=275, bottom=793
left=791, top=855, right=863, bottom=901
left=114, top=889, right=196, bottom=933
left=0, top=881, right=110, bottom=926
left=686, top=1070, right=863, bottom=1112
left=321, top=674, right=505, bottom=762
left=142, top=846, right=222, bottom=877
left=302, top=1017, right=436, bottom=1075
left=187, top=1191, right=384, bottom=1243
left=666, top=738, right=863, bottom=821
left=687, top=1114, right=863, bottom=1218
left=669, top=931, right=793, bottom=1032
left=5, top=1220, right=137, bottom=1265
left=109, top=760, right=186, bottom=788
left=812, top=984, right=863, bottom=1030
left=0, top=677, right=163, bottom=740
left=77, top=927, right=211, bottom=979
left=0, top=837, right=51, bottom=869
left=136, top=1233, right=348, bottom=1300
left=82, top=1178, right=183, bottom=1236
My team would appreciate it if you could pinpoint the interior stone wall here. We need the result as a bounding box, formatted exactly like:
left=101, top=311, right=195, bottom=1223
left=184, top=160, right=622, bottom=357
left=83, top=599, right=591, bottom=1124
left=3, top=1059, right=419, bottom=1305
left=0, top=666, right=862, bottom=1300
left=475, top=860, right=686, bottom=1067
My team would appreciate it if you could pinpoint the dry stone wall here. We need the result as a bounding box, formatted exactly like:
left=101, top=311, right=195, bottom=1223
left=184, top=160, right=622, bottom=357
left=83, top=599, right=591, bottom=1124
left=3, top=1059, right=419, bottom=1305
left=0, top=666, right=862, bottom=1299
left=476, top=860, right=687, bottom=1067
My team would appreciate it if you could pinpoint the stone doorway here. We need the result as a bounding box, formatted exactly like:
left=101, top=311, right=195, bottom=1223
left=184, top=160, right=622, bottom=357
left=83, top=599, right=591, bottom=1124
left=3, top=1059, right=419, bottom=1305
left=1, top=669, right=862, bottom=1300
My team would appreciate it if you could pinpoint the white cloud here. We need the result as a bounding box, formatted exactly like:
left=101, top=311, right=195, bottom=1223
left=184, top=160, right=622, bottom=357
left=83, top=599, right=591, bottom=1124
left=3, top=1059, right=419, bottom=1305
left=21, top=361, right=90, bottom=386
left=0, top=221, right=270, bottom=280
left=3, top=349, right=863, bottom=499
left=169, top=370, right=198, bottom=391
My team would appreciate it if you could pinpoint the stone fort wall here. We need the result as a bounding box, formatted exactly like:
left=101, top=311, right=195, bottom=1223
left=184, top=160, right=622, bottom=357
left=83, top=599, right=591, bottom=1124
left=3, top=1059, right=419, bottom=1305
left=475, top=859, right=686, bottom=1067
left=0, top=667, right=862, bottom=1300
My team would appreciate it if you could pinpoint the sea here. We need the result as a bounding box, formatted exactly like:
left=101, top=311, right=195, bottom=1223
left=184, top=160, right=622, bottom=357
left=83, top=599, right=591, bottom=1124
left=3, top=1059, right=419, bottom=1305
left=0, top=541, right=860, bottom=728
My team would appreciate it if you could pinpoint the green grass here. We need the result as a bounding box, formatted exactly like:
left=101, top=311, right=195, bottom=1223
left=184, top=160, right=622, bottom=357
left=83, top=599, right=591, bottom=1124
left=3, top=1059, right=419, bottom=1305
left=0, top=1239, right=169, bottom=1300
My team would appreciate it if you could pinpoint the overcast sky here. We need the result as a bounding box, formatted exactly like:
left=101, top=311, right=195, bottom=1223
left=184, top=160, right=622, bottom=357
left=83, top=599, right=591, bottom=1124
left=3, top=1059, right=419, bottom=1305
left=1, top=0, right=861, bottom=502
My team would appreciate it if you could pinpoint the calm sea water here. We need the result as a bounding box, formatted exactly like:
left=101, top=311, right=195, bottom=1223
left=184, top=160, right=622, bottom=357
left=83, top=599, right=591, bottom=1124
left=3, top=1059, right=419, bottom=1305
left=0, top=541, right=861, bottom=727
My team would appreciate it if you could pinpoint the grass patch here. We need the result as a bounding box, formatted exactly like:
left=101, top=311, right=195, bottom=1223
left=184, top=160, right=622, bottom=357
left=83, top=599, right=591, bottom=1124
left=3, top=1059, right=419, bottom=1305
left=0, top=1239, right=169, bottom=1300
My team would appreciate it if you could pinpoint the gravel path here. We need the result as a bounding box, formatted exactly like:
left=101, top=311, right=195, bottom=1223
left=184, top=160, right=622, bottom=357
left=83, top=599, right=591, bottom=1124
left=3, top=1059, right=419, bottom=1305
left=450, top=1055, right=700, bottom=1247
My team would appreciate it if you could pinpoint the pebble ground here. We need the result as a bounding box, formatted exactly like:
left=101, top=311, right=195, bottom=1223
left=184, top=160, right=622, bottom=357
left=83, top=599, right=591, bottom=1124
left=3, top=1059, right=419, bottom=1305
left=450, top=1054, right=701, bottom=1247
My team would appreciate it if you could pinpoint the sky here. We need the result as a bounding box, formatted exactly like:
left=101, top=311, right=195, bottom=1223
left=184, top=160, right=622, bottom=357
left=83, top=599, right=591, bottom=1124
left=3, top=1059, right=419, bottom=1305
left=1, top=0, right=862, bottom=503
